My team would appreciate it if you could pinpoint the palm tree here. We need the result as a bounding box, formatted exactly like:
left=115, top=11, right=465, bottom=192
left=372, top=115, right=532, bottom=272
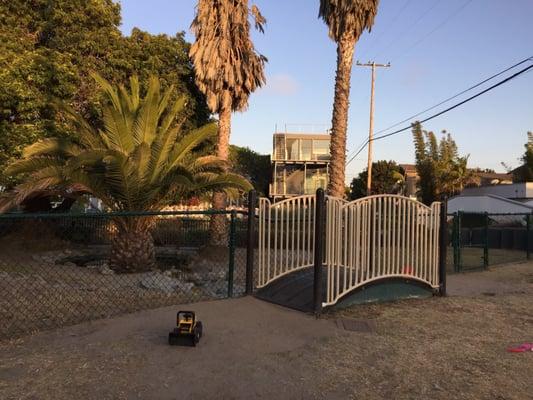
left=1, top=74, right=251, bottom=272
left=319, top=0, right=380, bottom=197
left=190, top=0, right=267, bottom=245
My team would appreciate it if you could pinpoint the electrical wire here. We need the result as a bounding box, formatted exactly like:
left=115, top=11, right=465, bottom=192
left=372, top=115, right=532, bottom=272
left=391, top=0, right=473, bottom=61
left=374, top=56, right=533, bottom=136
left=370, top=0, right=441, bottom=61
left=345, top=61, right=533, bottom=166
left=346, top=56, right=532, bottom=161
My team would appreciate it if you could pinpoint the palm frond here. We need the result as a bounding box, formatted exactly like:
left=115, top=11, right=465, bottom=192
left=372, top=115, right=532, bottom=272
left=2, top=74, right=251, bottom=213
left=167, top=123, right=218, bottom=169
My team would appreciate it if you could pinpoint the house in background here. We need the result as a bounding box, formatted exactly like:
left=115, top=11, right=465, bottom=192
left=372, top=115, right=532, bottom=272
left=270, top=132, right=330, bottom=201
left=400, top=164, right=418, bottom=198
left=400, top=164, right=513, bottom=199
left=448, top=182, right=533, bottom=214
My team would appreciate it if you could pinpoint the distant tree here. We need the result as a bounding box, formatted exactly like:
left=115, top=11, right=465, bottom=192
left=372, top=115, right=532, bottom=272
left=229, top=146, right=270, bottom=196
left=319, top=0, right=380, bottom=197
left=512, top=132, right=533, bottom=182
left=412, top=122, right=472, bottom=204
left=0, top=0, right=210, bottom=189
left=190, top=0, right=267, bottom=244
left=348, top=160, right=404, bottom=200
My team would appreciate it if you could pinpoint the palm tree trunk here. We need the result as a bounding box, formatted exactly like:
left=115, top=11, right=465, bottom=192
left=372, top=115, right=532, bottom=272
left=327, top=36, right=355, bottom=198
left=209, top=104, right=232, bottom=246
left=109, top=229, right=156, bottom=272
left=109, top=218, right=156, bottom=272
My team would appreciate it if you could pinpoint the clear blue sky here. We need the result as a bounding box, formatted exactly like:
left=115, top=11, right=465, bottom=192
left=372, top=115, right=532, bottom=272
left=119, top=0, right=533, bottom=180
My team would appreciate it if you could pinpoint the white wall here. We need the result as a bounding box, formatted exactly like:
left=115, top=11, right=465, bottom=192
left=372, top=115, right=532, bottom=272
left=461, top=182, right=533, bottom=199
left=448, top=195, right=533, bottom=214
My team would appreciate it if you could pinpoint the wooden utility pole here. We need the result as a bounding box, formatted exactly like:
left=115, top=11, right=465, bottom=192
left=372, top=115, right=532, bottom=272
left=356, top=61, right=390, bottom=195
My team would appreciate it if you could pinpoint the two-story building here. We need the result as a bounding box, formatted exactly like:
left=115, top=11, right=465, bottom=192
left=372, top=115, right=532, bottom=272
left=270, top=132, right=331, bottom=201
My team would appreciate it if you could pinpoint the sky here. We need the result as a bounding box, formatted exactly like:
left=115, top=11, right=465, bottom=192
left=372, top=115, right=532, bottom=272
left=119, top=0, right=533, bottom=181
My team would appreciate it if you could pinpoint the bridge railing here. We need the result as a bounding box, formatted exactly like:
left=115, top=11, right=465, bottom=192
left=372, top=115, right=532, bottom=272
left=257, top=195, right=316, bottom=287
left=323, top=195, right=441, bottom=306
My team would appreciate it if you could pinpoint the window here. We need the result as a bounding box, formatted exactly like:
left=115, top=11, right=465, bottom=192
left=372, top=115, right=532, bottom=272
left=305, top=165, right=328, bottom=194
left=312, top=140, right=330, bottom=160
left=286, top=138, right=299, bottom=160
left=301, top=140, right=312, bottom=160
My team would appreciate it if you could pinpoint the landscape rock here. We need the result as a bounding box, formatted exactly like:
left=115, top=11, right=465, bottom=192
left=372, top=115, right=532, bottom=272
left=63, top=262, right=78, bottom=268
left=139, top=272, right=193, bottom=294
left=98, top=264, right=114, bottom=275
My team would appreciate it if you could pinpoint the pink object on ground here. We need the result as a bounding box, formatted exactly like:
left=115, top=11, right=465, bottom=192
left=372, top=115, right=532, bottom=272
left=507, top=343, right=533, bottom=353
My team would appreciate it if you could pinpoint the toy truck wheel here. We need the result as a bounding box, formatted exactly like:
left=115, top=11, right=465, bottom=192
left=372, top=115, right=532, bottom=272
left=196, top=321, right=203, bottom=338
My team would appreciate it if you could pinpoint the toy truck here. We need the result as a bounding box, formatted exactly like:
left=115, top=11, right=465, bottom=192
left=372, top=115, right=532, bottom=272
left=168, top=311, right=203, bottom=346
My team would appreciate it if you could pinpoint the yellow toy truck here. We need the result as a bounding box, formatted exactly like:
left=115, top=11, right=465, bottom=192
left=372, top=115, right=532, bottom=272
left=168, top=311, right=203, bottom=346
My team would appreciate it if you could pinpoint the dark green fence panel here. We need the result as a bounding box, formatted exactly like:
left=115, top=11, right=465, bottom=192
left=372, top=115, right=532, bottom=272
left=0, top=210, right=250, bottom=340
left=450, top=212, right=532, bottom=272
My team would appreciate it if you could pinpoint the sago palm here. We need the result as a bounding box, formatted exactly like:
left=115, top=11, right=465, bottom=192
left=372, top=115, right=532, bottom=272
left=319, top=0, right=380, bottom=197
left=190, top=0, right=267, bottom=244
left=2, top=74, right=251, bottom=272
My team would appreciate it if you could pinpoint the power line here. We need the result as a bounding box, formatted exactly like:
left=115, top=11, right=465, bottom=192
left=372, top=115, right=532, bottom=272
left=370, top=0, right=441, bottom=61
left=362, top=0, right=412, bottom=58
left=374, top=56, right=533, bottom=136
left=345, top=61, right=533, bottom=166
left=391, top=0, right=473, bottom=61
left=346, top=56, right=532, bottom=162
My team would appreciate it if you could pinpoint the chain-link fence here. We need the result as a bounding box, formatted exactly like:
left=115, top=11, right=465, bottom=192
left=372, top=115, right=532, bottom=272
left=448, top=212, right=532, bottom=272
left=0, top=210, right=252, bottom=340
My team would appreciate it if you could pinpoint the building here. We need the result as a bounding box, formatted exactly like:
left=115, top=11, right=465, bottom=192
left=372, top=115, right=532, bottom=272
left=399, top=164, right=418, bottom=198
left=270, top=132, right=330, bottom=200
left=448, top=182, right=533, bottom=214
left=399, top=164, right=513, bottom=199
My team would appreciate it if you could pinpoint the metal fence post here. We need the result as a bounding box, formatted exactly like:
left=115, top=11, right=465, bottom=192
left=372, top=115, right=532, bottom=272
left=452, top=213, right=459, bottom=272
left=245, top=190, right=257, bottom=295
left=483, top=212, right=489, bottom=268
left=227, top=210, right=236, bottom=298
left=313, top=188, right=325, bottom=314
left=527, top=214, right=531, bottom=260
left=438, top=201, right=448, bottom=296
left=457, top=211, right=463, bottom=272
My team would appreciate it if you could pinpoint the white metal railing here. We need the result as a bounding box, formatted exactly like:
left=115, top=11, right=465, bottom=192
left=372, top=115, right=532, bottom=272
left=323, top=195, right=440, bottom=306
left=257, top=195, right=316, bottom=287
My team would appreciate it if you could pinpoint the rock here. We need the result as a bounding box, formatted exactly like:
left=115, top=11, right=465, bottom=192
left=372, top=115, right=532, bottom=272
left=175, top=280, right=194, bottom=292
left=139, top=272, right=193, bottom=294
left=98, top=264, right=114, bottom=275
left=207, top=269, right=227, bottom=281
left=63, top=262, right=78, bottom=268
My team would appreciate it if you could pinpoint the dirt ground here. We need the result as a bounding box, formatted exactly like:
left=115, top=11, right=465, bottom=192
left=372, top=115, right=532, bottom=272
left=1, top=263, right=532, bottom=400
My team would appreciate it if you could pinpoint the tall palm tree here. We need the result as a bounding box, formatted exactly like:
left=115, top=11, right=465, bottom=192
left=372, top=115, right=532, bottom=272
left=190, top=0, right=267, bottom=245
left=319, top=0, right=380, bottom=197
left=1, top=74, right=251, bottom=271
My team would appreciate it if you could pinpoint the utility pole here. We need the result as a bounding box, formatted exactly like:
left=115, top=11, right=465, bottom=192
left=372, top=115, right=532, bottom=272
left=356, top=61, right=390, bottom=195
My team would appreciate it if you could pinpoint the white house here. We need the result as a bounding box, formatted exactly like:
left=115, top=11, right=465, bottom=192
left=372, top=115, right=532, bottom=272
left=448, top=183, right=533, bottom=214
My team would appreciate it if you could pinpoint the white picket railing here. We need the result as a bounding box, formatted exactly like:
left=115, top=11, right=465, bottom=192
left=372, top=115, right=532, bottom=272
left=323, top=195, right=440, bottom=306
left=257, top=193, right=441, bottom=308
left=257, top=196, right=316, bottom=288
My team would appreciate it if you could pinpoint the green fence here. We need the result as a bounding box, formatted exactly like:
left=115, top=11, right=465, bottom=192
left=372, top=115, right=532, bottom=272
left=0, top=210, right=251, bottom=340
left=448, top=212, right=532, bottom=272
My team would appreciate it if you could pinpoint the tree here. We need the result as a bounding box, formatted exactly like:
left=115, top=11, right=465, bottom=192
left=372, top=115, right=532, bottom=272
left=349, top=160, right=404, bottom=200
left=229, top=145, right=270, bottom=196
left=319, top=0, right=380, bottom=197
left=190, top=0, right=267, bottom=244
left=0, top=0, right=210, bottom=189
left=412, top=122, right=472, bottom=204
left=512, top=132, right=533, bottom=182
left=1, top=75, right=251, bottom=272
